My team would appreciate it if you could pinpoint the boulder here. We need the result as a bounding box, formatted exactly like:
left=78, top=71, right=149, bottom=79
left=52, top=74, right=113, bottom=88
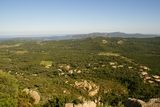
left=29, top=90, right=40, bottom=104
left=117, top=40, right=124, bottom=45
left=145, top=98, right=160, bottom=107
left=74, top=80, right=99, bottom=96
left=65, top=103, right=74, bottom=107
left=102, top=40, right=108, bottom=44
left=125, top=98, right=160, bottom=107
left=125, top=98, right=145, bottom=107
left=65, top=101, right=96, bottom=107
left=23, top=88, right=40, bottom=104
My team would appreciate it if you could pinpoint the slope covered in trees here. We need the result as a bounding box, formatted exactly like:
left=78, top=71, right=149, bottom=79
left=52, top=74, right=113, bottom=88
left=0, top=37, right=159, bottom=106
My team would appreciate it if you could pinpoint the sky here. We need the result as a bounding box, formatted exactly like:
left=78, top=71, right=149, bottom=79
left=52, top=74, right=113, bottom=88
left=0, top=0, right=160, bottom=36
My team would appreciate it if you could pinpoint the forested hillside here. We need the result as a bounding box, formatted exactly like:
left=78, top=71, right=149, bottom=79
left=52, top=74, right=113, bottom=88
left=0, top=37, right=160, bottom=107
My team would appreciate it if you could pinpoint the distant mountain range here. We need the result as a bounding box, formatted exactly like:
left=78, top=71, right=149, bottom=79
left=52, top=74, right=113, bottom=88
left=64, top=32, right=160, bottom=39
left=0, top=32, right=160, bottom=41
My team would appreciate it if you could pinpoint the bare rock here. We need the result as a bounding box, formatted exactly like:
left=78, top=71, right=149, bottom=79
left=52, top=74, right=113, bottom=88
left=125, top=98, right=145, bottom=107
left=125, top=98, right=160, bottom=107
left=74, top=80, right=99, bottom=96
left=65, top=101, right=96, bottom=107
left=117, top=40, right=124, bottom=45
left=23, top=88, right=40, bottom=104
left=102, top=40, right=108, bottom=44
left=65, top=103, right=74, bottom=107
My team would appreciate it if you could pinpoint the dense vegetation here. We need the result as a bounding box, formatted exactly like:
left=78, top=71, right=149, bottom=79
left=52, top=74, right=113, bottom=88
left=0, top=37, right=159, bottom=106
left=0, top=71, right=18, bottom=107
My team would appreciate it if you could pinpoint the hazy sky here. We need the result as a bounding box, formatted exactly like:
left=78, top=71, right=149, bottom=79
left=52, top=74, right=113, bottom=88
left=0, top=0, right=160, bottom=36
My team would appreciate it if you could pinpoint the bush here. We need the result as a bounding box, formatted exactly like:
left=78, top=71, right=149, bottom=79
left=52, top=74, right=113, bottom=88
left=43, top=96, right=66, bottom=107
left=0, top=71, right=18, bottom=107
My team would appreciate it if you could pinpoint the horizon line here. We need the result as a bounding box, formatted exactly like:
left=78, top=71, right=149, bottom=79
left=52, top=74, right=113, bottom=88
left=0, top=31, right=160, bottom=37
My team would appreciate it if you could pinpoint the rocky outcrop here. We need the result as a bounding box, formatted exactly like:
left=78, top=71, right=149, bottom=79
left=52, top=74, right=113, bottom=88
left=40, top=61, right=53, bottom=68
left=102, top=39, right=108, bottom=44
left=117, top=40, right=124, bottom=45
left=125, top=98, right=160, bottom=107
left=22, top=88, right=40, bottom=104
left=139, top=65, right=160, bottom=84
left=74, top=80, right=99, bottom=96
left=125, top=98, right=145, bottom=107
left=65, top=101, right=96, bottom=107
left=58, top=64, right=82, bottom=74
left=145, top=98, right=160, bottom=107
left=59, top=64, right=71, bottom=72
left=65, top=103, right=74, bottom=107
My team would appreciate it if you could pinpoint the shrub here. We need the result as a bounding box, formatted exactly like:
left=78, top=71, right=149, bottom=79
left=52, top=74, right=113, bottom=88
left=0, top=71, right=18, bottom=107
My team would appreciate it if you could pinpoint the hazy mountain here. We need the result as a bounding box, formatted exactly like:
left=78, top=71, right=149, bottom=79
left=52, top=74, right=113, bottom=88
left=67, top=32, right=160, bottom=39
left=0, top=32, right=160, bottom=41
left=49, top=32, right=160, bottom=40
